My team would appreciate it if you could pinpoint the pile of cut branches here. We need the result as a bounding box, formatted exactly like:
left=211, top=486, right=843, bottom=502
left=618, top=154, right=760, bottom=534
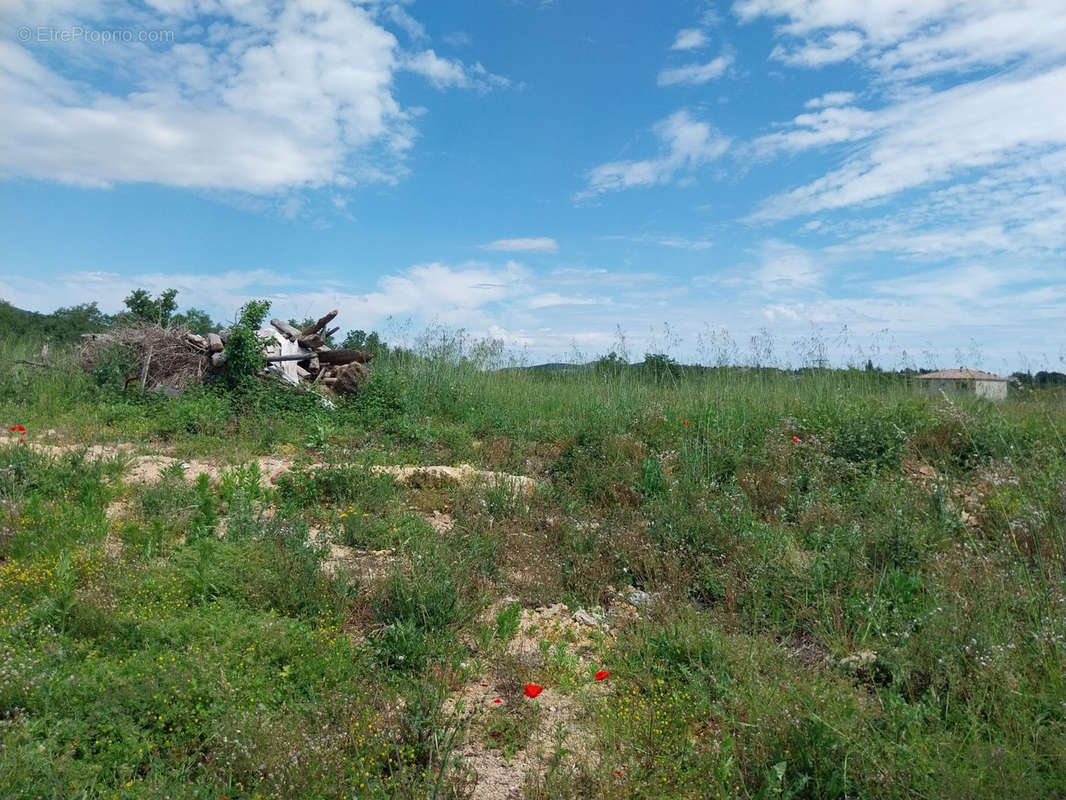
left=78, top=322, right=206, bottom=391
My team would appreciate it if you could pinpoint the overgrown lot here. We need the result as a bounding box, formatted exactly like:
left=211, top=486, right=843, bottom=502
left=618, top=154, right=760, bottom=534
left=1, top=338, right=1064, bottom=799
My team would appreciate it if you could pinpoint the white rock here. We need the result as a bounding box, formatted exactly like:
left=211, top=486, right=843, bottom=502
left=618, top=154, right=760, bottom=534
left=572, top=609, right=601, bottom=627
left=628, top=589, right=654, bottom=608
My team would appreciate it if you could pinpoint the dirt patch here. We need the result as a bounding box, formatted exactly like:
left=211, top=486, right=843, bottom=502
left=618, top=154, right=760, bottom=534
left=372, top=464, right=536, bottom=496
left=506, top=603, right=604, bottom=669
left=102, top=532, right=124, bottom=560
left=30, top=442, right=139, bottom=460
left=447, top=600, right=615, bottom=798
left=454, top=683, right=586, bottom=800
left=27, top=442, right=536, bottom=495
left=309, top=527, right=399, bottom=580
left=105, top=498, right=131, bottom=522
left=321, top=543, right=398, bottom=580
left=422, top=510, right=456, bottom=534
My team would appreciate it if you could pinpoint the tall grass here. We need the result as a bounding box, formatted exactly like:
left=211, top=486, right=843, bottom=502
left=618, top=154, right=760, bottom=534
left=1, top=331, right=1065, bottom=798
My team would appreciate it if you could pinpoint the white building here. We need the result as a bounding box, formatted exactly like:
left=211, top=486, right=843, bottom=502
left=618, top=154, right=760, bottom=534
left=916, top=369, right=1009, bottom=401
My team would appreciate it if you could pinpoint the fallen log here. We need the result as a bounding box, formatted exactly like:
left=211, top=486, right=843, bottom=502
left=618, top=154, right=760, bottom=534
left=264, top=351, right=316, bottom=363
left=207, top=333, right=224, bottom=353
left=317, top=348, right=374, bottom=365
left=300, top=309, right=338, bottom=337
left=270, top=318, right=303, bottom=342
left=297, top=333, right=327, bottom=350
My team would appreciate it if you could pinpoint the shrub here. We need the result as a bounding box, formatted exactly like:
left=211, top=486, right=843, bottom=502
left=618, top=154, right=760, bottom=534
left=215, top=299, right=271, bottom=391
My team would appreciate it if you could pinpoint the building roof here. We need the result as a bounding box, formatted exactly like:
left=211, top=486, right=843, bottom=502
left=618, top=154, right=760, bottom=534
left=916, top=368, right=1008, bottom=382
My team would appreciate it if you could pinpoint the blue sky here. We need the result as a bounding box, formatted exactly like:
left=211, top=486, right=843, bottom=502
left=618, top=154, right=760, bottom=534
left=1, top=0, right=1064, bottom=371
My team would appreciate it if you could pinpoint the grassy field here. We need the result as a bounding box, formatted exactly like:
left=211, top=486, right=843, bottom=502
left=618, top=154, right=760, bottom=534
left=1, top=336, right=1065, bottom=799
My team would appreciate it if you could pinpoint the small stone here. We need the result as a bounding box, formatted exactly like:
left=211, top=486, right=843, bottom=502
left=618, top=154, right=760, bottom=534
left=839, top=650, right=877, bottom=670
left=627, top=590, right=654, bottom=608
left=572, top=609, right=601, bottom=627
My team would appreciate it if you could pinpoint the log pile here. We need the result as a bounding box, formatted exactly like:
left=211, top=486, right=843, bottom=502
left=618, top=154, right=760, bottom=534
left=257, top=310, right=373, bottom=395
left=80, top=308, right=373, bottom=397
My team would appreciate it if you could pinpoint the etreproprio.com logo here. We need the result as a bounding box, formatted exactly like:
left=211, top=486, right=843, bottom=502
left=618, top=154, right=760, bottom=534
left=16, top=26, right=175, bottom=44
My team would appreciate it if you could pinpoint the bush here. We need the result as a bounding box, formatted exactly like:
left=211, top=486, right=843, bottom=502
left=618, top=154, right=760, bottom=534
left=215, top=299, right=271, bottom=391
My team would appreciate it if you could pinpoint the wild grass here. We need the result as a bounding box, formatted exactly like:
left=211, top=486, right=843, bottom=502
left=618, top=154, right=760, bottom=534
left=0, top=334, right=1064, bottom=798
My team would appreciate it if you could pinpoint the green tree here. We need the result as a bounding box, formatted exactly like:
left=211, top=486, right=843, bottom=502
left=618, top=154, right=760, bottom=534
left=171, top=308, right=216, bottom=336
left=123, top=288, right=179, bottom=326
left=341, top=329, right=388, bottom=357
left=641, top=352, right=681, bottom=382
left=592, top=351, right=628, bottom=375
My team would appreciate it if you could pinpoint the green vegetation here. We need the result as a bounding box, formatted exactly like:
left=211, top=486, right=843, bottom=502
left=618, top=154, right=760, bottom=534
left=0, top=300, right=112, bottom=345
left=1, top=326, right=1065, bottom=798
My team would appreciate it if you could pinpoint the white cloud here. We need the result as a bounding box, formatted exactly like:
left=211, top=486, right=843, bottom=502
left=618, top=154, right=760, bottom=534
left=0, top=259, right=530, bottom=331
left=443, top=31, right=472, bottom=48
left=403, top=49, right=511, bottom=91
left=736, top=0, right=1066, bottom=79
left=0, top=0, right=508, bottom=193
left=817, top=152, right=1066, bottom=262
left=739, top=0, right=1066, bottom=306
left=671, top=28, right=708, bottom=51
left=771, top=30, right=864, bottom=67
left=870, top=263, right=1028, bottom=303
left=804, top=91, right=856, bottom=108
left=363, top=261, right=527, bottom=315
left=750, top=67, right=1066, bottom=220
left=753, top=240, right=823, bottom=291
left=480, top=237, right=559, bottom=253
left=751, top=104, right=879, bottom=157
left=657, top=54, right=733, bottom=86
left=384, top=3, right=428, bottom=42
left=526, top=293, right=602, bottom=309
left=576, top=110, right=730, bottom=199
left=604, top=233, right=714, bottom=251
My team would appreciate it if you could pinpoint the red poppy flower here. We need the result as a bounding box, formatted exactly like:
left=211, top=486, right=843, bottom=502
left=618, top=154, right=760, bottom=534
left=480, top=683, right=488, bottom=687
left=791, top=435, right=801, bottom=444
left=493, top=698, right=502, bottom=704
left=682, top=420, right=690, bottom=426
left=614, top=770, right=622, bottom=777
left=524, top=684, right=543, bottom=698
left=594, top=670, right=609, bottom=681
left=9, top=425, right=25, bottom=432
